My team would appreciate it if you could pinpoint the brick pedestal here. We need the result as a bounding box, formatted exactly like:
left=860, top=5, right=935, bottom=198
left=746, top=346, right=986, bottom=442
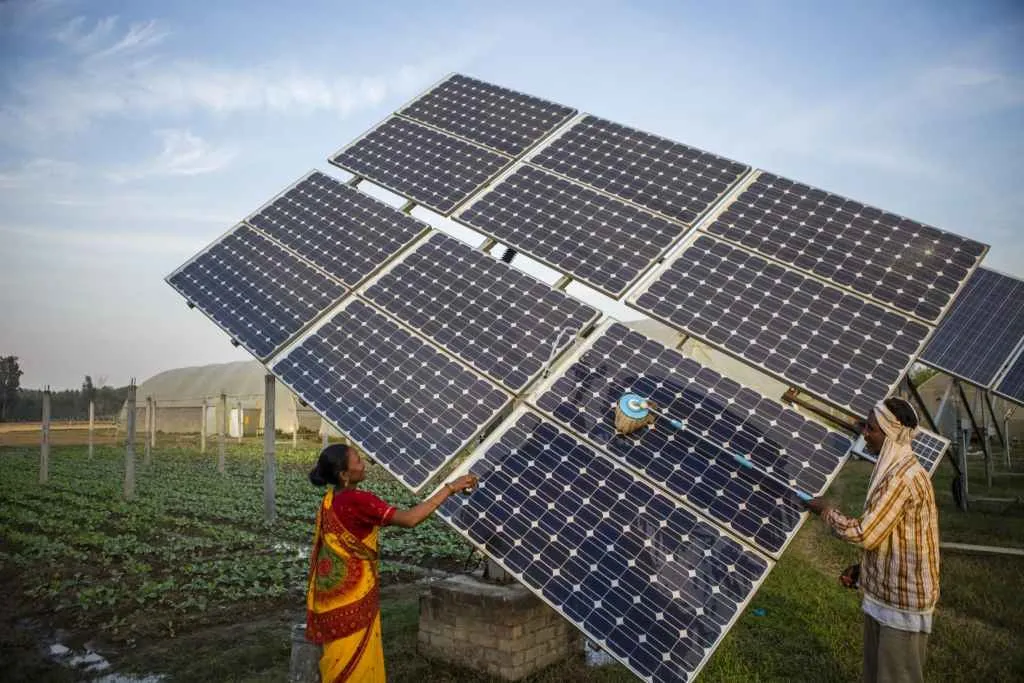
left=418, top=575, right=583, bottom=680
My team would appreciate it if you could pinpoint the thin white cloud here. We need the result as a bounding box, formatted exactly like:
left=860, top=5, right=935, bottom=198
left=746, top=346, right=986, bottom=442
left=0, top=223, right=211, bottom=255
left=0, top=158, right=78, bottom=189
left=107, top=129, right=236, bottom=182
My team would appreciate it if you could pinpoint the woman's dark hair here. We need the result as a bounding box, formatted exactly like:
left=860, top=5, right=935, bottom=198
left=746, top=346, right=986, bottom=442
left=884, top=397, right=919, bottom=429
left=309, top=444, right=352, bottom=487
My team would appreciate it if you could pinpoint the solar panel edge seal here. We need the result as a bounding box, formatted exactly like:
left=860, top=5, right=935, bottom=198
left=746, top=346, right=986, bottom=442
left=269, top=296, right=515, bottom=493
left=328, top=115, right=514, bottom=217
left=525, top=319, right=852, bottom=559
left=164, top=223, right=351, bottom=362
left=430, top=404, right=779, bottom=683
left=992, top=337, right=1024, bottom=405
left=520, top=114, right=754, bottom=230
left=623, top=231, right=932, bottom=418
left=353, top=229, right=602, bottom=394
left=395, top=73, right=580, bottom=159
left=452, top=160, right=697, bottom=299
left=697, top=170, right=990, bottom=327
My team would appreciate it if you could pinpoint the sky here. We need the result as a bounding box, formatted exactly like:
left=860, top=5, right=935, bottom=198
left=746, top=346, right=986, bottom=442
left=1, top=0, right=1022, bottom=390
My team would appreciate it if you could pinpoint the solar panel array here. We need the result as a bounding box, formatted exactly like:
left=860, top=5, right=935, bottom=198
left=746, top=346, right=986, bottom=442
left=631, top=235, right=931, bottom=417
left=702, top=173, right=987, bottom=323
left=363, top=232, right=599, bottom=392
left=457, top=165, right=685, bottom=297
left=439, top=408, right=774, bottom=682
left=532, top=322, right=852, bottom=557
left=168, top=72, right=998, bottom=683
left=331, top=116, right=511, bottom=214
left=994, top=348, right=1024, bottom=406
left=273, top=299, right=511, bottom=490
left=531, top=115, right=749, bottom=225
left=167, top=224, right=347, bottom=359
left=920, top=268, right=1024, bottom=389
left=399, top=74, right=576, bottom=156
left=246, top=171, right=428, bottom=286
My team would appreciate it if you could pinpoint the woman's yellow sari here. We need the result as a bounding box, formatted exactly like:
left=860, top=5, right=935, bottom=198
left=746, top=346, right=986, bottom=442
left=306, top=489, right=385, bottom=682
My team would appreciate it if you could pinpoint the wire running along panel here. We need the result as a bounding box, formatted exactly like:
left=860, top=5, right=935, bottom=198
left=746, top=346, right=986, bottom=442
left=246, top=171, right=430, bottom=287
left=166, top=224, right=347, bottom=360
left=331, top=116, right=512, bottom=215
left=399, top=73, right=576, bottom=157
left=439, top=408, right=773, bottom=683
left=272, top=299, right=510, bottom=491
left=362, top=232, right=600, bottom=393
left=456, top=164, right=686, bottom=298
left=532, top=322, right=852, bottom=557
left=701, top=172, right=987, bottom=324
left=530, top=114, right=749, bottom=226
left=630, top=234, right=931, bottom=417
left=919, top=267, right=1024, bottom=389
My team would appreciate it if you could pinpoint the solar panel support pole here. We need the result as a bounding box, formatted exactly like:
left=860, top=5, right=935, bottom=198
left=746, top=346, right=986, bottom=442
left=983, top=391, right=1005, bottom=449
left=292, top=395, right=299, bottom=449
left=124, top=380, right=136, bottom=501
left=87, top=400, right=94, bottom=460
left=200, top=399, right=207, bottom=453
left=150, top=398, right=157, bottom=451
left=905, top=376, right=939, bottom=435
left=485, top=559, right=513, bottom=585
left=264, top=374, right=277, bottom=523
left=218, top=392, right=227, bottom=474
left=39, top=387, right=50, bottom=484
left=237, top=400, right=244, bottom=444
left=321, top=418, right=328, bottom=450
left=956, top=382, right=991, bottom=488
left=144, top=396, right=153, bottom=465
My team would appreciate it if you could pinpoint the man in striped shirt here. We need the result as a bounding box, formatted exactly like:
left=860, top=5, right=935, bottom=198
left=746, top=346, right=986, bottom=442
left=807, top=397, right=940, bottom=683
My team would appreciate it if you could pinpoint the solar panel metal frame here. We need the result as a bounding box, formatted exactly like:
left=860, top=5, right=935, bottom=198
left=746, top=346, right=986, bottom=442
left=242, top=169, right=433, bottom=289
left=625, top=231, right=936, bottom=418
left=329, top=115, right=514, bottom=216
left=993, top=339, right=1024, bottom=407
left=525, top=114, right=753, bottom=228
left=356, top=230, right=602, bottom=394
left=692, top=171, right=988, bottom=326
left=434, top=405, right=776, bottom=683
left=851, top=428, right=950, bottom=476
left=165, top=222, right=350, bottom=361
left=526, top=320, right=853, bottom=558
left=396, top=72, right=578, bottom=158
left=452, top=160, right=695, bottom=299
left=270, top=296, right=514, bottom=493
left=918, top=267, right=1024, bottom=390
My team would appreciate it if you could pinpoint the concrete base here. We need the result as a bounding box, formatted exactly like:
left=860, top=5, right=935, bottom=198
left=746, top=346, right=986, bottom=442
left=418, top=575, right=583, bottom=680
left=288, top=623, right=320, bottom=683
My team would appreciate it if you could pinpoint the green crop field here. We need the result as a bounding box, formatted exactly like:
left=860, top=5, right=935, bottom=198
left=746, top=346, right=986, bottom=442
left=1, top=441, right=1022, bottom=682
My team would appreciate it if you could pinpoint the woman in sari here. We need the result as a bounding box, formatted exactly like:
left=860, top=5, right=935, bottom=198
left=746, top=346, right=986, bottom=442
left=305, top=443, right=477, bottom=682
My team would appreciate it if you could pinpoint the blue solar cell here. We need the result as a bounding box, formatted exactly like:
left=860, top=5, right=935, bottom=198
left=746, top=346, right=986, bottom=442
left=399, top=74, right=575, bottom=156
left=631, top=235, right=931, bottom=416
left=920, top=268, right=1024, bottom=388
left=331, top=116, right=511, bottom=215
left=440, top=409, right=773, bottom=682
left=853, top=428, right=949, bottom=475
left=166, top=225, right=346, bottom=359
left=246, top=171, right=429, bottom=287
left=534, top=322, right=852, bottom=556
left=362, top=232, right=599, bottom=392
left=702, top=173, right=987, bottom=322
left=272, top=299, right=510, bottom=491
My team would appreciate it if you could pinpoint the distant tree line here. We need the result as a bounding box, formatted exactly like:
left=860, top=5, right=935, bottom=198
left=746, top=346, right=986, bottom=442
left=0, top=356, right=130, bottom=422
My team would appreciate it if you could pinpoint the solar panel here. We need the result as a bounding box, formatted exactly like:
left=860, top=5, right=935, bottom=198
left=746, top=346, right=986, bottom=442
left=532, top=322, right=852, bottom=556
left=630, top=235, right=931, bottom=417
left=919, top=268, right=1024, bottom=388
left=994, top=345, right=1024, bottom=406
left=530, top=115, right=749, bottom=225
left=361, top=232, right=600, bottom=393
left=246, top=170, right=429, bottom=286
left=272, top=299, right=510, bottom=491
left=852, top=428, right=950, bottom=475
left=399, top=73, right=576, bottom=157
left=702, top=172, right=987, bottom=323
left=439, top=408, right=773, bottom=683
left=456, top=164, right=685, bottom=297
left=330, top=116, right=511, bottom=215
left=166, top=225, right=347, bottom=359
